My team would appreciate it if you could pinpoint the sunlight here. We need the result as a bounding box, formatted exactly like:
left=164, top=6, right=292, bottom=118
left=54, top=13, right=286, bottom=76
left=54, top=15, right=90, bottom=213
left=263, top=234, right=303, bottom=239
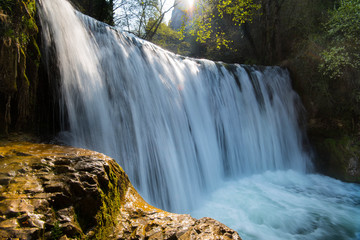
left=184, top=0, right=194, bottom=10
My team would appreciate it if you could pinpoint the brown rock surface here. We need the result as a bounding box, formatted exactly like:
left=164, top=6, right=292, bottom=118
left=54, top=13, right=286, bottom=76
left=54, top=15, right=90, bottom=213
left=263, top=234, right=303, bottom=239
left=0, top=141, right=241, bottom=239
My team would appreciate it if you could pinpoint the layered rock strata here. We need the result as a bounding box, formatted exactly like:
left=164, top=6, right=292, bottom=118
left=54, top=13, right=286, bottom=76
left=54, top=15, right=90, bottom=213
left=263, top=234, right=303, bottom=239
left=0, top=142, right=241, bottom=240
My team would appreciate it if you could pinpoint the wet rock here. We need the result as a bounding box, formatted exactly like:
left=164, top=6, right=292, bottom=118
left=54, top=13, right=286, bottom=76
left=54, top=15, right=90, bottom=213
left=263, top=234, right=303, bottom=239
left=54, top=158, right=72, bottom=166
left=0, top=218, right=19, bottom=228
left=11, top=150, right=32, bottom=156
left=115, top=187, right=242, bottom=240
left=18, top=166, right=31, bottom=174
left=17, top=213, right=45, bottom=228
left=61, top=221, right=83, bottom=237
left=0, top=142, right=242, bottom=239
left=313, top=135, right=360, bottom=183
left=59, top=235, right=71, bottom=240
left=0, top=199, right=35, bottom=217
left=44, top=182, right=68, bottom=193
left=50, top=193, right=73, bottom=210
left=54, top=165, right=75, bottom=173
left=7, top=170, right=16, bottom=177
left=0, top=176, right=12, bottom=185
left=68, top=179, right=87, bottom=196
left=31, top=162, right=52, bottom=173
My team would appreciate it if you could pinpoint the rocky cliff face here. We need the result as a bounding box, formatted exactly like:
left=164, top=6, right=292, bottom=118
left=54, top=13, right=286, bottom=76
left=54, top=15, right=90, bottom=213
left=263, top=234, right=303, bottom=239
left=0, top=141, right=241, bottom=240
left=0, top=0, right=41, bottom=134
left=287, top=53, right=360, bottom=183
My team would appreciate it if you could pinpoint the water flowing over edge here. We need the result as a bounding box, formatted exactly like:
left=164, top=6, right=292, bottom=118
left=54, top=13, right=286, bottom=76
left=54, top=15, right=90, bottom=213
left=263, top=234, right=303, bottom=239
left=37, top=0, right=314, bottom=212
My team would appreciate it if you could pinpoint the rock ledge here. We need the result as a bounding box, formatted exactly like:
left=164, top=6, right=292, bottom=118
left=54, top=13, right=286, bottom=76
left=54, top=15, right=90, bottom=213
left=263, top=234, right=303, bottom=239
left=0, top=142, right=241, bottom=240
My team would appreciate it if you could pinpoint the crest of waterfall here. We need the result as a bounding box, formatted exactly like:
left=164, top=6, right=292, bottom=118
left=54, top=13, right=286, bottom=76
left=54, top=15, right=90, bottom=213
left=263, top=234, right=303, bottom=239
left=37, top=0, right=313, bottom=212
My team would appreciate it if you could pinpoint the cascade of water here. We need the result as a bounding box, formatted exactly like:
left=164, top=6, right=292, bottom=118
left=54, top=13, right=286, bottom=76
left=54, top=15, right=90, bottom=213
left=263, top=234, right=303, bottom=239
left=37, top=0, right=313, bottom=212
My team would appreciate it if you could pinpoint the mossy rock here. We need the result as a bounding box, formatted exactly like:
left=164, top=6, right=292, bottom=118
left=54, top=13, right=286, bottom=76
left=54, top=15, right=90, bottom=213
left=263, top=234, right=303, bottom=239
left=312, top=134, right=360, bottom=183
left=0, top=0, right=41, bottom=134
left=0, top=141, right=130, bottom=239
left=0, top=141, right=242, bottom=239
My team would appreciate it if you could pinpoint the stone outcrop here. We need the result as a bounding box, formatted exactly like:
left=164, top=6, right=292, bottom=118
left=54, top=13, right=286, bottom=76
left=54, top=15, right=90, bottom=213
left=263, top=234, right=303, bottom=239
left=0, top=141, right=241, bottom=240
left=310, top=134, right=360, bottom=183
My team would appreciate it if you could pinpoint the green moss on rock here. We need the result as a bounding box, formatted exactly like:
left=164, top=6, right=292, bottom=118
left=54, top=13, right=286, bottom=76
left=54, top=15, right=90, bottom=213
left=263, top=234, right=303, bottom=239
left=0, top=141, right=242, bottom=239
left=0, top=0, right=41, bottom=134
left=313, top=134, right=360, bottom=183
left=94, top=161, right=130, bottom=239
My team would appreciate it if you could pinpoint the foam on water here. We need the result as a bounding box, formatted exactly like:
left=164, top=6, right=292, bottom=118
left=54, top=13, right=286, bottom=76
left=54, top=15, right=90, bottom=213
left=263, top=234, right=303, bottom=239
left=192, top=171, right=360, bottom=240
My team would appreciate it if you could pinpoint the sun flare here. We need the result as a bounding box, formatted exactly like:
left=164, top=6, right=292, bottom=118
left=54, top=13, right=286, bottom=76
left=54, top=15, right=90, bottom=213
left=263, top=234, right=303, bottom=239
left=184, top=0, right=194, bottom=9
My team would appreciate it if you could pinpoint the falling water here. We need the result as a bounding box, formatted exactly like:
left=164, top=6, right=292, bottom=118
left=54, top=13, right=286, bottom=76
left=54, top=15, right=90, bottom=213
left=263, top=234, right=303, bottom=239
left=37, top=0, right=360, bottom=239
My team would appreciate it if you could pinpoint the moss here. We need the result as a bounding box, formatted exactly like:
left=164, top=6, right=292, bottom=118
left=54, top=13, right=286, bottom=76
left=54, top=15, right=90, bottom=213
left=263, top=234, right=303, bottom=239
left=30, top=36, right=40, bottom=60
left=0, top=0, right=41, bottom=134
left=313, top=134, right=360, bottom=183
left=50, top=221, right=63, bottom=240
left=93, top=161, right=130, bottom=239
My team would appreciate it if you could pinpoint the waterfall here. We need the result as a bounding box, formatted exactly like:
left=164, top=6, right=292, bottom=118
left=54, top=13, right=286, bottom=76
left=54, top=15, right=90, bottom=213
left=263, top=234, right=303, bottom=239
left=37, top=1, right=360, bottom=239
left=37, top=0, right=313, bottom=212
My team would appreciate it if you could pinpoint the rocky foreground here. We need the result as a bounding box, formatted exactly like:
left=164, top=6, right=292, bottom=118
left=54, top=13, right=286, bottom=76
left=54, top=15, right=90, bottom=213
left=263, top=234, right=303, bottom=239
left=0, top=141, right=241, bottom=240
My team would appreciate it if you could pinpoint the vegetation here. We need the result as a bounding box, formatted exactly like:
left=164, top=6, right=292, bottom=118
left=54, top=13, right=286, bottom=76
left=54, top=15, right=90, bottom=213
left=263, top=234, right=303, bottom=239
left=50, top=222, right=63, bottom=240
left=114, top=0, right=176, bottom=40
left=94, top=161, right=129, bottom=239
left=319, top=0, right=360, bottom=79
left=0, top=0, right=40, bottom=134
left=146, top=20, right=191, bottom=55
left=70, top=0, right=114, bottom=25
left=180, top=0, right=261, bottom=50
left=166, top=0, right=321, bottom=63
left=307, top=0, right=360, bottom=127
left=0, top=0, right=39, bottom=85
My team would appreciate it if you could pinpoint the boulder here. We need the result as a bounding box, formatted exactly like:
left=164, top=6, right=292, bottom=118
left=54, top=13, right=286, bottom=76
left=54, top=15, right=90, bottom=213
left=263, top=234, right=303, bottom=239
left=0, top=141, right=241, bottom=239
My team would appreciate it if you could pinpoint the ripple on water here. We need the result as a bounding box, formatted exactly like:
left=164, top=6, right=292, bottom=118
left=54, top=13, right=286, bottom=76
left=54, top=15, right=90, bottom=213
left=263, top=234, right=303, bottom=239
left=191, top=170, right=360, bottom=240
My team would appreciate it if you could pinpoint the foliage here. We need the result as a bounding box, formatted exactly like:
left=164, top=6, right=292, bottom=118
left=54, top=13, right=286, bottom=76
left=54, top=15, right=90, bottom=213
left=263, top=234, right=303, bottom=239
left=319, top=0, right=360, bottom=79
left=217, top=0, right=261, bottom=25
left=146, top=20, right=191, bottom=55
left=180, top=0, right=261, bottom=49
left=114, top=0, right=175, bottom=39
left=320, top=46, right=359, bottom=79
left=174, top=0, right=338, bottom=63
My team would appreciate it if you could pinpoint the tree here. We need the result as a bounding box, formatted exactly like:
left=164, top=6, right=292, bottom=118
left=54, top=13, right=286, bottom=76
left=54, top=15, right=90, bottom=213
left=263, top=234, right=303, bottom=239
left=114, top=0, right=176, bottom=40
left=319, top=0, right=360, bottom=79
left=180, top=0, right=261, bottom=50
left=145, top=20, right=191, bottom=55
left=177, top=0, right=340, bottom=65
